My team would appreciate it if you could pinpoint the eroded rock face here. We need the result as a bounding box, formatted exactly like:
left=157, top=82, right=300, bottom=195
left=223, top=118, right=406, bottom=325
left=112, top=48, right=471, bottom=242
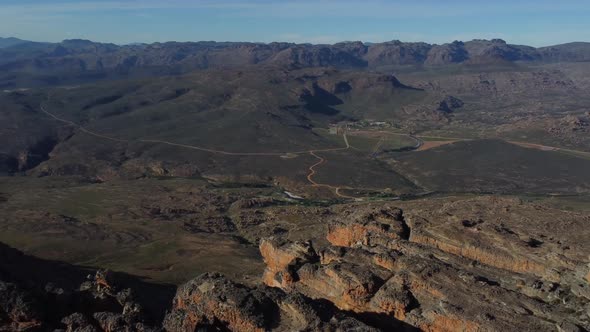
left=425, top=42, right=469, bottom=66
left=326, top=206, right=409, bottom=247
left=403, top=197, right=590, bottom=285
left=3, top=196, right=590, bottom=331
left=164, top=272, right=276, bottom=331
left=260, top=202, right=590, bottom=331
left=163, top=272, right=378, bottom=332
left=260, top=239, right=318, bottom=288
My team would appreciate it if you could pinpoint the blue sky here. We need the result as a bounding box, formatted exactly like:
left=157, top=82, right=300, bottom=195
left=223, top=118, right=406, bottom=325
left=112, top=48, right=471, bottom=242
left=1, top=0, right=589, bottom=46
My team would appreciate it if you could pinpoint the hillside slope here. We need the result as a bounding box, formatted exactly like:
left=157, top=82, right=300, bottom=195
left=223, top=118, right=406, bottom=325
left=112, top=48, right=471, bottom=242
left=1, top=38, right=589, bottom=88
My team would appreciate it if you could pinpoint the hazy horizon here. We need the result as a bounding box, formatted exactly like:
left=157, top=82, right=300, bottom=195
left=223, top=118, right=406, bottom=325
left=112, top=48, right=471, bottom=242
left=2, top=35, right=589, bottom=49
left=1, top=0, right=589, bottom=47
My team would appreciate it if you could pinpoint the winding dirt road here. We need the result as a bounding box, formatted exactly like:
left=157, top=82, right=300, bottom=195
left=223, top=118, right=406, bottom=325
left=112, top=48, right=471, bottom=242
left=40, top=104, right=349, bottom=156
left=40, top=104, right=128, bottom=143
left=305, top=134, right=357, bottom=199
left=42, top=102, right=590, bottom=200
left=507, top=140, right=590, bottom=158
left=41, top=102, right=357, bottom=199
left=306, top=150, right=357, bottom=199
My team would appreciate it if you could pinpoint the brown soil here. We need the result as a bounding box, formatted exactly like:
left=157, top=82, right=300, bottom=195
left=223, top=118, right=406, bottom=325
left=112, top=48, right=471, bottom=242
left=416, top=140, right=459, bottom=151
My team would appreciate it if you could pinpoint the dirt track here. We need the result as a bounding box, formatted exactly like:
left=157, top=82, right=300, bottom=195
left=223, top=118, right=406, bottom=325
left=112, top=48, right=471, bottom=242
left=41, top=103, right=350, bottom=156
left=47, top=101, right=590, bottom=199
left=508, top=140, right=590, bottom=159
left=416, top=140, right=460, bottom=151
left=41, top=102, right=357, bottom=199
left=306, top=151, right=356, bottom=199
left=508, top=141, right=558, bottom=151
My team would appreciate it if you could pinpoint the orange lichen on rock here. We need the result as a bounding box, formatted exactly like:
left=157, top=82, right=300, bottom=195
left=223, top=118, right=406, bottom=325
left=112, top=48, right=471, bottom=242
left=419, top=313, right=481, bottom=332
left=368, top=278, right=417, bottom=321
left=327, top=207, right=408, bottom=248
left=372, top=252, right=397, bottom=271
left=372, top=299, right=408, bottom=320
left=326, top=224, right=370, bottom=247
left=408, top=279, right=445, bottom=300
left=252, top=202, right=589, bottom=331
left=296, top=263, right=380, bottom=312
left=326, top=224, right=401, bottom=247
left=327, top=223, right=404, bottom=247
left=259, top=239, right=317, bottom=288
left=164, top=273, right=272, bottom=332
left=201, top=299, right=265, bottom=332
left=411, top=234, right=547, bottom=277
left=164, top=272, right=379, bottom=331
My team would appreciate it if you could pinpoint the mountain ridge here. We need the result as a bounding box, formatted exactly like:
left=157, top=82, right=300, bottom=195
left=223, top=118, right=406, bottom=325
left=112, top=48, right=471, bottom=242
left=1, top=37, right=589, bottom=67
left=1, top=37, right=589, bottom=88
left=0, top=37, right=29, bottom=48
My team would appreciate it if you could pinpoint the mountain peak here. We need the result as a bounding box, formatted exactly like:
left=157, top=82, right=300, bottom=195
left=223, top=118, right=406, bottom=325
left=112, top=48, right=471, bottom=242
left=0, top=36, right=29, bottom=48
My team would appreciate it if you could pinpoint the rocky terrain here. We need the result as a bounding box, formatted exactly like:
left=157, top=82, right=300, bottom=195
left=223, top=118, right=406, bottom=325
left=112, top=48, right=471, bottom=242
left=1, top=38, right=590, bottom=88
left=254, top=199, right=590, bottom=331
left=2, top=62, right=589, bottom=185
left=2, top=196, right=589, bottom=331
left=1, top=35, right=590, bottom=332
left=0, top=67, right=428, bottom=190
left=0, top=241, right=174, bottom=331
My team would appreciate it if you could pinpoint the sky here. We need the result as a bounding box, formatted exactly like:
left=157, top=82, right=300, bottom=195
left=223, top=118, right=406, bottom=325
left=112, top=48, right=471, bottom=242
left=1, top=0, right=589, bottom=46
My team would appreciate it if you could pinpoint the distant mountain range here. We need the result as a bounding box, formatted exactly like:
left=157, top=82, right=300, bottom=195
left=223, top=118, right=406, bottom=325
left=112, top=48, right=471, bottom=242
left=0, top=37, right=589, bottom=88
left=0, top=37, right=29, bottom=48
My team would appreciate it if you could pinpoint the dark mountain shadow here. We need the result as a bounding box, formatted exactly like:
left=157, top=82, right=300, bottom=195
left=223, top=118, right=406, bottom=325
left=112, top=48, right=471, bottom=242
left=0, top=242, right=176, bottom=325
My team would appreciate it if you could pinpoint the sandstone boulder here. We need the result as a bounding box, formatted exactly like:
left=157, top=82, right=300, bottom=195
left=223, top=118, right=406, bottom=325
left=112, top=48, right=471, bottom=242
left=163, top=272, right=379, bottom=332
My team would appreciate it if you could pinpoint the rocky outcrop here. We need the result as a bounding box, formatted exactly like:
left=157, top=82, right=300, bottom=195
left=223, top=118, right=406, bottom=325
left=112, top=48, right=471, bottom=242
left=425, top=41, right=468, bottom=66
left=403, top=196, right=590, bottom=282
left=409, top=233, right=548, bottom=276
left=163, top=272, right=276, bottom=331
left=402, top=70, right=577, bottom=98
left=272, top=44, right=368, bottom=68
left=3, top=192, right=590, bottom=331
left=463, top=39, right=540, bottom=63
left=326, top=206, right=409, bottom=247
left=260, top=239, right=318, bottom=288
left=364, top=41, right=431, bottom=67
left=163, top=272, right=378, bottom=332
left=259, top=203, right=590, bottom=331
left=0, top=243, right=168, bottom=331
left=0, top=280, right=43, bottom=331
left=0, top=269, right=158, bottom=332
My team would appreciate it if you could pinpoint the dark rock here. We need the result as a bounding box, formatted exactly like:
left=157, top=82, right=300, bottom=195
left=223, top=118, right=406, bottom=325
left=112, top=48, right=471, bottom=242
left=437, top=95, right=464, bottom=113
left=61, top=313, right=98, bottom=332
